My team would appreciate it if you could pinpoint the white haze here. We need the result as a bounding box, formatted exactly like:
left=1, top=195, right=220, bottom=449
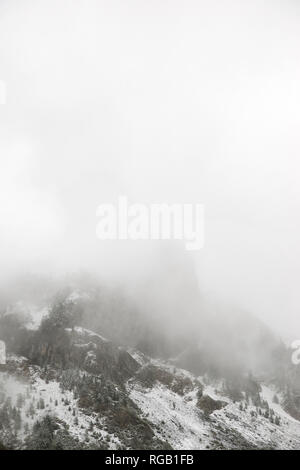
left=0, top=0, right=300, bottom=339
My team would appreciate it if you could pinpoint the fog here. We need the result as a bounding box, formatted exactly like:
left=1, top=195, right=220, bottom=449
left=0, top=0, right=300, bottom=339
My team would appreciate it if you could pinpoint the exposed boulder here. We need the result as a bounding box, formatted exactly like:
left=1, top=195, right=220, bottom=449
left=135, top=364, right=199, bottom=395
left=197, top=394, right=227, bottom=417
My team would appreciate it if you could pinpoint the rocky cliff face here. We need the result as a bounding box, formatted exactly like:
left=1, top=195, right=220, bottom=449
left=21, top=325, right=139, bottom=384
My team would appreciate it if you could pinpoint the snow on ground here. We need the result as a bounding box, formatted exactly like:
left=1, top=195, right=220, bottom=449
left=261, top=385, right=293, bottom=422
left=201, top=383, right=230, bottom=403
left=0, top=369, right=120, bottom=449
left=128, top=381, right=211, bottom=449
left=127, top=357, right=300, bottom=450
left=128, top=378, right=300, bottom=449
left=2, top=351, right=300, bottom=450
left=128, top=349, right=149, bottom=367
left=66, top=326, right=109, bottom=343
left=126, top=356, right=212, bottom=449
left=213, top=385, right=300, bottom=450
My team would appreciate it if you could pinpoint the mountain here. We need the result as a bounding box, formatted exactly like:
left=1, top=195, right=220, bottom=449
left=0, top=279, right=300, bottom=450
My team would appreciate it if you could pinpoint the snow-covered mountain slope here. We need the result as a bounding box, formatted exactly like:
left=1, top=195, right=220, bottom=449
left=127, top=356, right=300, bottom=450
left=1, top=347, right=300, bottom=450
left=1, top=288, right=300, bottom=450
left=0, top=356, right=121, bottom=449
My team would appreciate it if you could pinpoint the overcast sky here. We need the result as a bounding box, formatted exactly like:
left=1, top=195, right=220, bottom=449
left=0, top=0, right=300, bottom=338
